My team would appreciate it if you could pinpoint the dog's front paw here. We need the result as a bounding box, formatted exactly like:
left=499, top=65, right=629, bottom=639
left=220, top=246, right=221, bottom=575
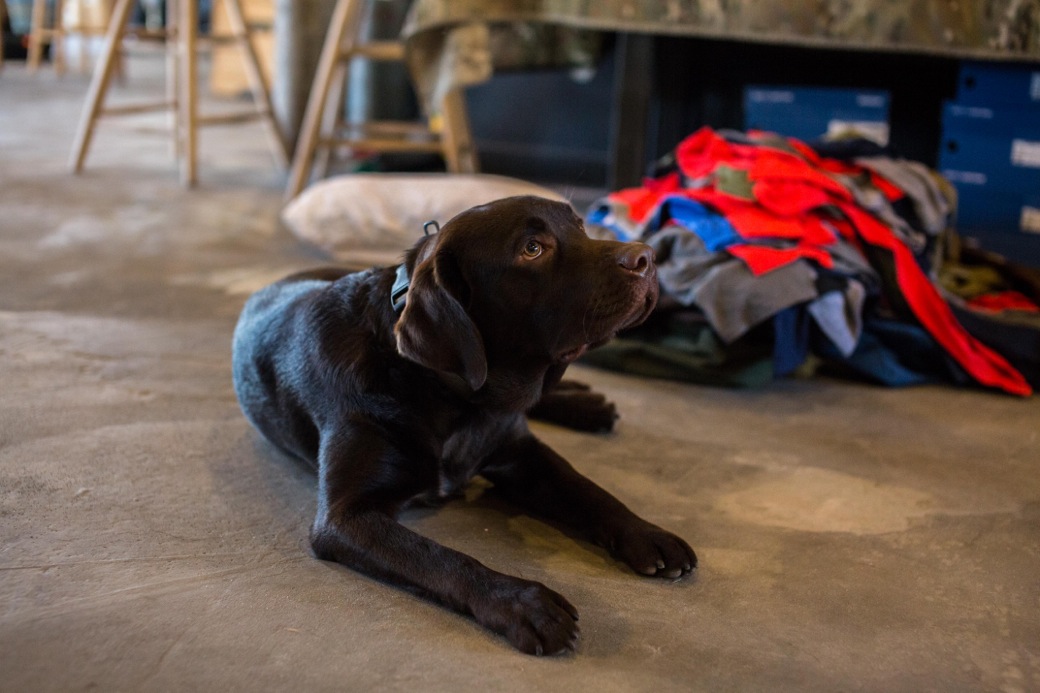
left=611, top=522, right=697, bottom=579
left=474, top=578, right=580, bottom=655
left=528, top=382, right=618, bottom=433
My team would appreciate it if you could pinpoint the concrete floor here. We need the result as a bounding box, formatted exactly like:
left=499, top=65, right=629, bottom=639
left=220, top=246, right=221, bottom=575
left=2, top=56, right=1039, bottom=692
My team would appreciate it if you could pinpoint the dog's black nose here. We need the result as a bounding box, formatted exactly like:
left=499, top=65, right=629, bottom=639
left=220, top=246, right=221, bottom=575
left=617, top=243, right=655, bottom=277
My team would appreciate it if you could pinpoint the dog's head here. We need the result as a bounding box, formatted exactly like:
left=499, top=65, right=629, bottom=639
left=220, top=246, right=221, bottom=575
left=394, top=196, right=658, bottom=395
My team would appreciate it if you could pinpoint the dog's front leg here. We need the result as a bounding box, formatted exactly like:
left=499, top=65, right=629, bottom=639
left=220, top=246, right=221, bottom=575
left=482, top=435, right=697, bottom=579
left=309, top=424, right=580, bottom=655
left=527, top=379, right=618, bottom=433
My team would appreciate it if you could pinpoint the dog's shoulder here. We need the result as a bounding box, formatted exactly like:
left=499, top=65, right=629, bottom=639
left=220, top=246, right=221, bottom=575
left=311, top=266, right=399, bottom=348
left=236, top=266, right=396, bottom=361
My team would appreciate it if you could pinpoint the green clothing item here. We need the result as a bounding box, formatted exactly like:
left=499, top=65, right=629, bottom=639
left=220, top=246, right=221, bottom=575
left=581, top=315, right=775, bottom=388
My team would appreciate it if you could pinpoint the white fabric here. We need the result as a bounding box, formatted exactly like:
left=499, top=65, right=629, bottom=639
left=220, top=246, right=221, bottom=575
left=281, top=173, right=567, bottom=266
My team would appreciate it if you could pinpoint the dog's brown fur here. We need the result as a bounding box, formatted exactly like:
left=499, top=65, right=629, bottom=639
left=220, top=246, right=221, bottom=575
left=232, top=196, right=696, bottom=655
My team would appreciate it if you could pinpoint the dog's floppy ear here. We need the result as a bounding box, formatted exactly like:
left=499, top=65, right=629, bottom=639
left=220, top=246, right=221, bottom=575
left=395, top=249, right=488, bottom=391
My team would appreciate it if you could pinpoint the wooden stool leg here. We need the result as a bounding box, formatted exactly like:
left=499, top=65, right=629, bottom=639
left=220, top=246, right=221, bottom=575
left=313, top=60, right=348, bottom=179
left=166, top=0, right=181, bottom=161
left=109, top=0, right=127, bottom=84
left=28, top=0, right=47, bottom=72
left=221, top=0, right=289, bottom=167
left=68, top=0, right=136, bottom=173
left=439, top=89, right=478, bottom=173
left=178, top=0, right=198, bottom=186
left=75, top=0, right=89, bottom=74
left=0, top=0, right=7, bottom=72
left=51, top=0, right=65, bottom=75
left=284, top=0, right=362, bottom=201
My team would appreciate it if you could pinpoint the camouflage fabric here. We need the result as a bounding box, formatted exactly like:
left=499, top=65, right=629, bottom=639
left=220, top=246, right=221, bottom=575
left=402, top=0, right=1040, bottom=116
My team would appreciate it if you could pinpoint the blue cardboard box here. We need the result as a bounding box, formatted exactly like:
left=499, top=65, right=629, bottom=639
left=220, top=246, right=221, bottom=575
left=956, top=61, right=1040, bottom=107
left=743, top=86, right=890, bottom=145
left=939, top=132, right=1040, bottom=193
left=939, top=102, right=1040, bottom=194
left=956, top=186, right=1040, bottom=234
left=946, top=173, right=1040, bottom=267
left=955, top=186, right=1040, bottom=266
left=941, top=102, right=1040, bottom=139
left=939, top=98, right=1040, bottom=266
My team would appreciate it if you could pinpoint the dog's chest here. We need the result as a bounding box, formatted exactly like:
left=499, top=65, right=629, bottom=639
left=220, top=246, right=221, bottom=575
left=435, top=414, right=519, bottom=498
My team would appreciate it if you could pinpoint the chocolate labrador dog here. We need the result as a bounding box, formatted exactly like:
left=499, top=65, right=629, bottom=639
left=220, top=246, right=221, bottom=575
left=232, top=196, right=696, bottom=655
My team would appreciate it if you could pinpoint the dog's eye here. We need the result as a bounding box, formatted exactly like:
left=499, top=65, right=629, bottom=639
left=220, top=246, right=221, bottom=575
left=522, top=239, right=543, bottom=259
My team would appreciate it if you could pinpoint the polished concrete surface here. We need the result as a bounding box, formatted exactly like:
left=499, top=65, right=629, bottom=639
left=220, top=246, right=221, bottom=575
left=2, top=57, right=1039, bottom=692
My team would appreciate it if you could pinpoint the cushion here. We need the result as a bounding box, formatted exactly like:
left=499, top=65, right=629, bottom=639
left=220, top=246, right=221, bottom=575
left=281, top=173, right=567, bottom=267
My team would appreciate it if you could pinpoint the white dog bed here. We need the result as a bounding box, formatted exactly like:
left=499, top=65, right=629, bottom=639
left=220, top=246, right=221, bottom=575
left=281, top=173, right=568, bottom=267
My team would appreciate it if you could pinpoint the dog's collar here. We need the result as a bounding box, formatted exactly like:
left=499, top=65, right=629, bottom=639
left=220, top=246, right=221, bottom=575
left=391, top=221, right=441, bottom=313
left=390, top=263, right=410, bottom=312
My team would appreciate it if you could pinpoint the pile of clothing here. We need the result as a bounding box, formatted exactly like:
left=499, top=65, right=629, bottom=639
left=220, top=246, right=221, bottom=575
left=585, top=127, right=1038, bottom=396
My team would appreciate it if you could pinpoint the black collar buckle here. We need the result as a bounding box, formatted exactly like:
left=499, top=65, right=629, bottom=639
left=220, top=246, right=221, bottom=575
left=390, top=263, right=410, bottom=312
